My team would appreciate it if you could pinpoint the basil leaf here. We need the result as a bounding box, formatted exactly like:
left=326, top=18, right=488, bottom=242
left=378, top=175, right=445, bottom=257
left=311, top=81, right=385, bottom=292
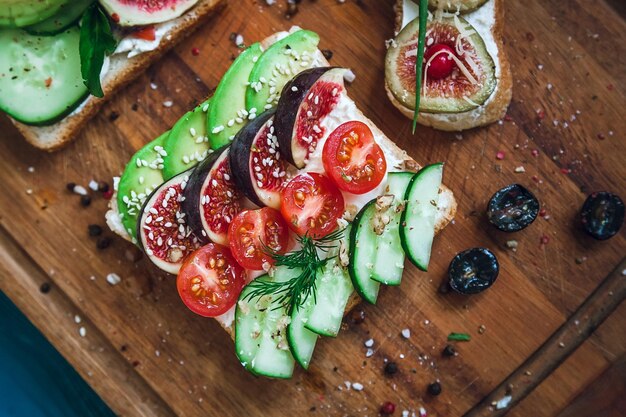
left=79, top=4, right=117, bottom=98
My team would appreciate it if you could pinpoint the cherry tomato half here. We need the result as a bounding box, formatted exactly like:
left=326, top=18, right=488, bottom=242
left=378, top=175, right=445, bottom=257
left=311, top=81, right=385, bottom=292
left=280, top=173, right=345, bottom=238
left=228, top=207, right=290, bottom=270
left=322, top=121, right=386, bottom=194
left=176, top=244, right=245, bottom=317
left=132, top=25, right=156, bottom=41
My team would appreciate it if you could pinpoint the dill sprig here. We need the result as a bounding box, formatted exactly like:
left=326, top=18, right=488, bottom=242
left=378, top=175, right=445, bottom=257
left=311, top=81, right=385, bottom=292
left=243, top=228, right=344, bottom=314
left=412, top=0, right=428, bottom=134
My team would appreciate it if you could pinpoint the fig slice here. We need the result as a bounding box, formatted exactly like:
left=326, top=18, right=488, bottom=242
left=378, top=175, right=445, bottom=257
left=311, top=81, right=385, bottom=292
left=385, top=14, right=496, bottom=113
left=99, top=0, right=198, bottom=26
left=137, top=170, right=202, bottom=274
left=274, top=67, right=345, bottom=168
left=182, top=146, right=243, bottom=246
left=229, top=109, right=289, bottom=209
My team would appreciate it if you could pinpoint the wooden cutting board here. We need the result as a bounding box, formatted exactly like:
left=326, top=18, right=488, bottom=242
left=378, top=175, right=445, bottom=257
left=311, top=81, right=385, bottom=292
left=1, top=1, right=624, bottom=416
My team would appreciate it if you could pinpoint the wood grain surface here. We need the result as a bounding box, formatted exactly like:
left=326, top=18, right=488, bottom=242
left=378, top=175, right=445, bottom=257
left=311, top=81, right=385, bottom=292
left=0, top=1, right=625, bottom=416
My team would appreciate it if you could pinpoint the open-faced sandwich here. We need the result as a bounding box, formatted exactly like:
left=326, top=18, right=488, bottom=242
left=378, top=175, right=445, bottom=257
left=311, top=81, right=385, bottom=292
left=385, top=0, right=512, bottom=131
left=0, top=0, right=224, bottom=151
left=106, top=27, right=457, bottom=378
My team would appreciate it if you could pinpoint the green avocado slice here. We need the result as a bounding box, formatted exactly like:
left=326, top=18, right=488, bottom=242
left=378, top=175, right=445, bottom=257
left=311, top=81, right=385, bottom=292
left=117, top=131, right=168, bottom=241
left=207, top=43, right=263, bottom=149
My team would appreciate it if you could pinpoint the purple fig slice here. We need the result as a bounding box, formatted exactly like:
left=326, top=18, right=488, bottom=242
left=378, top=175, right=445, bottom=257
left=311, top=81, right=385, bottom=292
left=274, top=67, right=345, bottom=169
left=182, top=146, right=243, bottom=246
left=100, top=0, right=198, bottom=26
left=230, top=109, right=289, bottom=209
left=137, top=170, right=202, bottom=274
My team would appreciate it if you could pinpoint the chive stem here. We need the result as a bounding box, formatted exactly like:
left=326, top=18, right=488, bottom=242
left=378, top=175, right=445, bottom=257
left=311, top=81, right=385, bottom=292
left=448, top=332, right=472, bottom=342
left=411, top=0, right=428, bottom=134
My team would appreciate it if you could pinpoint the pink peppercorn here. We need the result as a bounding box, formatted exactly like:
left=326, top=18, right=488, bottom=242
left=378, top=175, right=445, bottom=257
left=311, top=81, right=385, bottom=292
left=496, top=151, right=505, bottom=160
left=380, top=402, right=396, bottom=415
left=191, top=47, right=200, bottom=56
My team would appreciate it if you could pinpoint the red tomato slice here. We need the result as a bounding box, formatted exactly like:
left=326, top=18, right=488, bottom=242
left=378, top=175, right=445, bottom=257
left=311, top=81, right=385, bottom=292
left=280, top=173, right=344, bottom=238
left=176, top=244, right=245, bottom=317
left=228, top=208, right=290, bottom=270
left=322, top=121, right=386, bottom=194
left=132, top=26, right=156, bottom=41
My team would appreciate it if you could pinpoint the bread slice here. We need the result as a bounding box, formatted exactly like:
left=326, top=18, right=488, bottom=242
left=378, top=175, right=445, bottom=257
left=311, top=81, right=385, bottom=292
left=106, top=30, right=458, bottom=340
left=8, top=0, right=225, bottom=152
left=386, top=0, right=512, bottom=131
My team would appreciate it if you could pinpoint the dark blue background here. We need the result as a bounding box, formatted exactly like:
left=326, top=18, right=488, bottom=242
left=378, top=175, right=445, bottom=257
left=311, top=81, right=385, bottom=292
left=0, top=291, right=116, bottom=417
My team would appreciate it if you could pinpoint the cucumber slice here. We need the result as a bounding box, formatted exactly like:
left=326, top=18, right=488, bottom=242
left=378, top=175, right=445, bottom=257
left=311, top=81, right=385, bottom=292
left=348, top=200, right=381, bottom=304
left=208, top=43, right=263, bottom=149
left=235, top=273, right=295, bottom=379
left=0, top=0, right=68, bottom=28
left=162, top=99, right=211, bottom=180
left=246, top=30, right=319, bottom=112
left=116, top=132, right=168, bottom=241
left=370, top=172, right=414, bottom=285
left=0, top=27, right=88, bottom=125
left=276, top=266, right=318, bottom=370
left=304, top=251, right=354, bottom=337
left=23, top=0, right=94, bottom=36
left=399, top=163, right=444, bottom=271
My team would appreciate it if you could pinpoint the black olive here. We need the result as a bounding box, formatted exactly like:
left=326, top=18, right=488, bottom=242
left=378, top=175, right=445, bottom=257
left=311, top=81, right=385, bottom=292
left=580, top=192, right=624, bottom=240
left=487, top=184, right=539, bottom=232
left=448, top=248, right=499, bottom=295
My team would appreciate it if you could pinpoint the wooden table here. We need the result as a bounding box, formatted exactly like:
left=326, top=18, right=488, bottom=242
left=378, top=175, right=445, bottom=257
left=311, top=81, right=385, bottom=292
left=1, top=1, right=624, bottom=416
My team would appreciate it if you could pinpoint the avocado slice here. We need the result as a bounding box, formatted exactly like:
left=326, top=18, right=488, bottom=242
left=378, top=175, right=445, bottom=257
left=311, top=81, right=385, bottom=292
left=246, top=30, right=320, bottom=113
left=162, top=99, right=211, bottom=180
left=385, top=15, right=496, bottom=113
left=117, top=131, right=168, bottom=240
left=208, top=43, right=263, bottom=149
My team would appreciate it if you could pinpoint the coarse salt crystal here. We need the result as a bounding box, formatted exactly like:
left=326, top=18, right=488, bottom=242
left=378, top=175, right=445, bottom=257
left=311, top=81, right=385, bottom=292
left=364, top=338, right=374, bottom=347
left=79, top=327, right=86, bottom=337
left=163, top=100, right=173, bottom=108
left=401, top=328, right=411, bottom=339
left=351, top=382, right=363, bottom=391
left=73, top=185, right=88, bottom=195
left=88, top=180, right=99, bottom=191
left=495, top=395, right=512, bottom=410
left=74, top=315, right=81, bottom=323
left=106, top=273, right=121, bottom=286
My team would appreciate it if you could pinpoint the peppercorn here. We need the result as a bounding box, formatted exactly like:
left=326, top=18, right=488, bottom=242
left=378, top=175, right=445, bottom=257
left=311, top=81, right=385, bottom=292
left=66, top=182, right=76, bottom=192
left=384, top=361, right=398, bottom=376
left=442, top=344, right=456, bottom=357
left=98, top=182, right=110, bottom=193
left=80, top=195, right=91, bottom=207
left=39, top=282, right=51, bottom=293
left=321, top=49, right=334, bottom=61
left=380, top=401, right=395, bottom=415
left=88, top=224, right=103, bottom=237
left=427, top=381, right=442, bottom=396
left=96, top=237, right=111, bottom=250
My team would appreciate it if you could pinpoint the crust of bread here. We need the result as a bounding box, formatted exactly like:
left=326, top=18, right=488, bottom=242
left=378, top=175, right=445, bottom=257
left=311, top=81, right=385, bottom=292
left=106, top=31, right=458, bottom=341
left=388, top=0, right=512, bottom=131
left=9, top=0, right=225, bottom=152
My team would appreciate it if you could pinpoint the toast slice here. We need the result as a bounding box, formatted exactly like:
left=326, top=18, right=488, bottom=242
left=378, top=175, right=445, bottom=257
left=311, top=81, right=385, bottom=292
left=8, top=0, right=225, bottom=152
left=386, top=0, right=512, bottom=131
left=106, top=29, right=458, bottom=339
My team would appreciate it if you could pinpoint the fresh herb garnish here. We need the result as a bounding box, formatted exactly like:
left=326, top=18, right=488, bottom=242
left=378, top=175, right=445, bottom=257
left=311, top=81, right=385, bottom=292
left=79, top=4, right=117, bottom=98
left=411, top=0, right=428, bottom=134
left=244, top=228, right=345, bottom=314
left=448, top=332, right=471, bottom=342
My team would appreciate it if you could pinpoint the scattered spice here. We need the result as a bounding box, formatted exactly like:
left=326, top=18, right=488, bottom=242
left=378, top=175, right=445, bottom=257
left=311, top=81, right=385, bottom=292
left=80, top=195, right=92, bottom=207
left=427, top=381, right=442, bottom=396
left=478, top=324, right=486, bottom=334
left=380, top=401, right=396, bottom=415
left=384, top=361, right=398, bottom=376
left=575, top=256, right=587, bottom=265
left=597, top=133, right=605, bottom=140
left=321, top=49, right=333, bottom=61
left=442, top=344, right=456, bottom=357
left=401, top=328, right=411, bottom=339
left=191, top=47, right=200, bottom=56
left=531, top=149, right=539, bottom=157
left=506, top=240, right=518, bottom=251
left=448, top=332, right=471, bottom=342
left=106, top=273, right=121, bottom=286
left=496, top=151, right=505, bottom=160
left=108, top=111, right=119, bottom=122
left=66, top=182, right=76, bottom=192
left=44, top=77, right=52, bottom=88
left=540, top=234, right=550, bottom=245
left=560, top=167, right=571, bottom=175
left=96, top=237, right=112, bottom=250
left=88, top=224, right=103, bottom=236
left=98, top=182, right=110, bottom=193
left=39, top=282, right=51, bottom=293
left=102, top=189, right=114, bottom=200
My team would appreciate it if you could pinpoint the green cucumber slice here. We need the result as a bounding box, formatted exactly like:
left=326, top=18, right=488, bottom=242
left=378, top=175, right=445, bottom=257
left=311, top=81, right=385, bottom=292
left=0, top=27, right=88, bottom=125
left=162, top=99, right=211, bottom=180
left=116, top=132, right=168, bottom=241
left=0, top=0, right=69, bottom=28
left=399, top=163, right=443, bottom=271
left=235, top=273, right=295, bottom=379
left=370, top=172, right=414, bottom=286
left=23, top=0, right=94, bottom=36
left=303, top=248, right=354, bottom=337
left=208, top=43, right=263, bottom=149
left=348, top=200, right=381, bottom=304
left=246, top=30, right=319, bottom=112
